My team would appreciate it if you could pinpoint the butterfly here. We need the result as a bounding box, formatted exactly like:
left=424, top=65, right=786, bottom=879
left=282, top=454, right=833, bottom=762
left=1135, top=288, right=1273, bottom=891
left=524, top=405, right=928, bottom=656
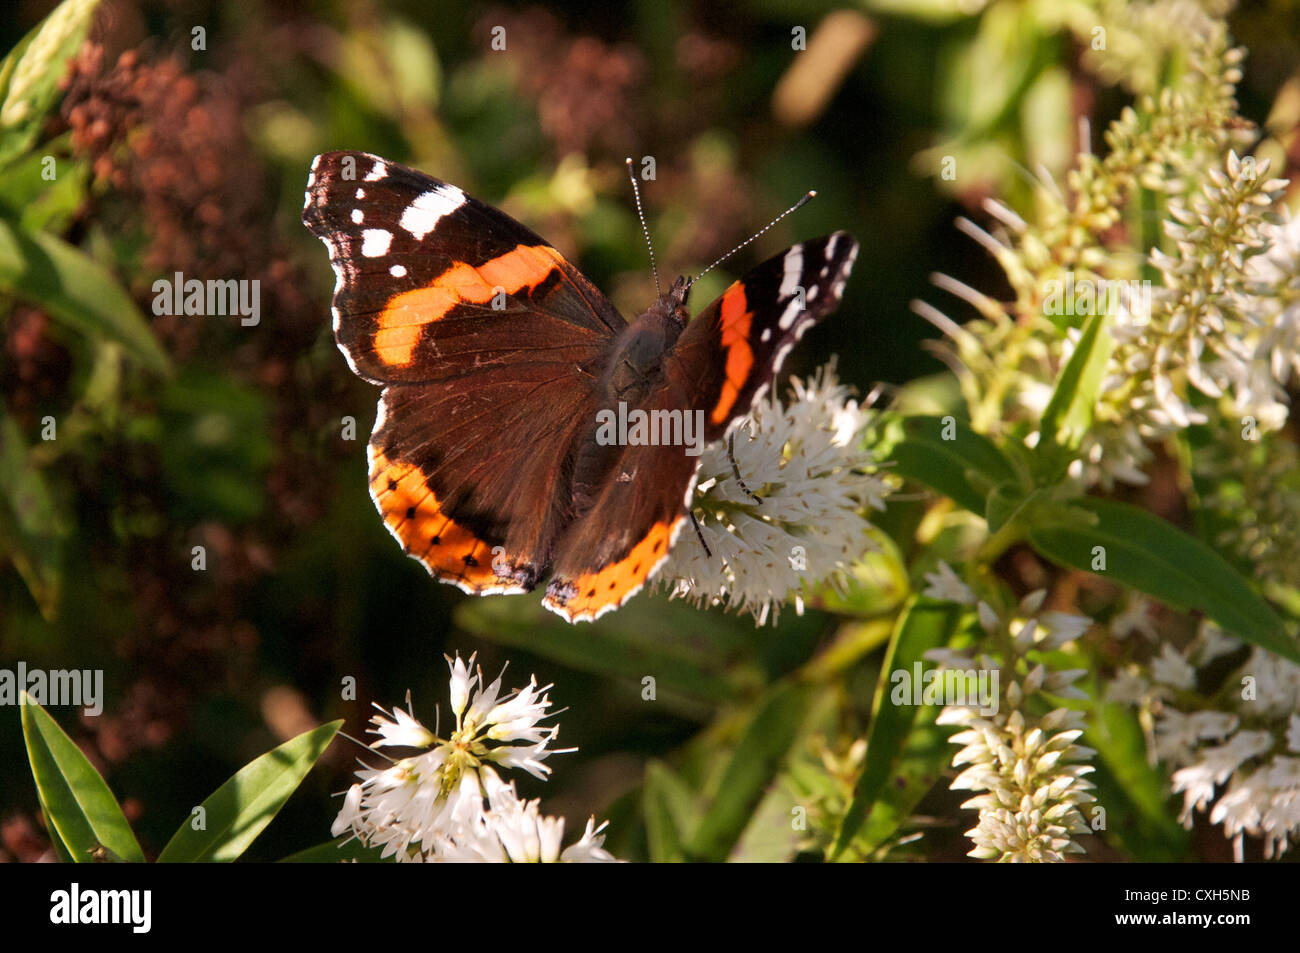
left=302, top=151, right=858, bottom=622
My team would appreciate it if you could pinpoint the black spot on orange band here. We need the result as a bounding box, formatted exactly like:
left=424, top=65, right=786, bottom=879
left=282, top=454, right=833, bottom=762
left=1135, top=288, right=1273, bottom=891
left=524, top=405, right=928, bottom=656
left=369, top=450, right=537, bottom=593
left=542, top=518, right=681, bottom=622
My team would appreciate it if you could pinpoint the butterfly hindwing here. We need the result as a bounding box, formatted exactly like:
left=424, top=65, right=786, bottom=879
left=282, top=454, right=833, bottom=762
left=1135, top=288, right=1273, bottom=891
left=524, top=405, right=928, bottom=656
left=542, top=384, right=701, bottom=622
left=369, top=372, right=593, bottom=594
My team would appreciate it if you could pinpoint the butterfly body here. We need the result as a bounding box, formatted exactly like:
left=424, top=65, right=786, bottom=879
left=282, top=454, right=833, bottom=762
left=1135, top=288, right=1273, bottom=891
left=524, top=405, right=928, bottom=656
left=303, top=151, right=857, bottom=621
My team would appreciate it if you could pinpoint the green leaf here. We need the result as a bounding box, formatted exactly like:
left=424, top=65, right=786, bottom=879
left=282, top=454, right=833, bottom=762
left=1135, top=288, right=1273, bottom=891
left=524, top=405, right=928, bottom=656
left=686, top=682, right=815, bottom=862
left=41, top=805, right=75, bottom=862
left=642, top=760, right=697, bottom=863
left=0, top=0, right=101, bottom=168
left=0, top=409, right=70, bottom=618
left=21, top=693, right=145, bottom=863
left=278, top=837, right=388, bottom=863
left=832, top=598, right=964, bottom=858
left=1085, top=693, right=1189, bottom=861
left=157, top=721, right=342, bottom=862
left=1038, top=310, right=1113, bottom=462
left=1028, top=497, right=1299, bottom=664
left=984, top=483, right=1023, bottom=535
left=848, top=716, right=952, bottom=856
left=0, top=214, right=170, bottom=373
left=810, top=530, right=909, bottom=618
left=0, top=139, right=89, bottom=233
left=945, top=1, right=1047, bottom=137
left=885, top=415, right=1018, bottom=514
left=456, top=596, right=742, bottom=712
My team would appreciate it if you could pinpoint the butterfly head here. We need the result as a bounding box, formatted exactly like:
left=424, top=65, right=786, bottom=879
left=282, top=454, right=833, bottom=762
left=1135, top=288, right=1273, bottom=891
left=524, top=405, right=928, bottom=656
left=645, top=274, right=691, bottom=330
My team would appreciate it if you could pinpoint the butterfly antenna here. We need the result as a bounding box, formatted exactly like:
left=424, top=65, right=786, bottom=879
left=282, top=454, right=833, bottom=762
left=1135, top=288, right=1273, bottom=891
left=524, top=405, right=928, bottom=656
left=626, top=157, right=661, bottom=296
left=687, top=190, right=816, bottom=289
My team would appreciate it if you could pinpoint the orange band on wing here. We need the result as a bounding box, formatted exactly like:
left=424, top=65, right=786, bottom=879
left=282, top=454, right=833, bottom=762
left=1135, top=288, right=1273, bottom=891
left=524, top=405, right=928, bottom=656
left=372, top=245, right=563, bottom=368
left=369, top=451, right=533, bottom=593
left=543, top=518, right=681, bottom=622
left=710, top=282, right=753, bottom=425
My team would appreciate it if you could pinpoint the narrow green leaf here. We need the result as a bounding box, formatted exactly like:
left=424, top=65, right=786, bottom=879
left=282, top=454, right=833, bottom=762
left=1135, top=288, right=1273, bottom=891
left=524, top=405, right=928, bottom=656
left=0, top=139, right=89, bottom=234
left=595, top=785, right=650, bottom=863
left=278, top=837, right=387, bottom=863
left=832, top=598, right=964, bottom=858
left=21, top=693, right=145, bottom=863
left=0, top=409, right=70, bottom=618
left=456, top=597, right=741, bottom=710
left=886, top=415, right=1017, bottom=514
left=1028, top=497, right=1299, bottom=664
left=40, top=805, right=75, bottom=862
left=850, top=716, right=951, bottom=857
left=157, top=720, right=342, bottom=862
left=1086, top=694, right=1189, bottom=861
left=984, top=483, right=1023, bottom=535
left=1039, top=311, right=1113, bottom=451
left=686, top=682, right=815, bottom=862
left=0, top=215, right=170, bottom=373
left=642, top=760, right=696, bottom=863
left=0, top=0, right=101, bottom=167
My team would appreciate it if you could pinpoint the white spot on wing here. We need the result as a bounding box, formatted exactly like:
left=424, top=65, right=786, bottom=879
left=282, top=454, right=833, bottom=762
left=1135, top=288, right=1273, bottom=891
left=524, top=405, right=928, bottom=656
left=773, top=341, right=795, bottom=371
left=390, top=264, right=407, bottom=277
left=400, top=186, right=467, bottom=240
left=351, top=209, right=363, bottom=224
left=363, top=160, right=388, bottom=182
left=361, top=229, right=392, bottom=257
left=778, top=246, right=803, bottom=299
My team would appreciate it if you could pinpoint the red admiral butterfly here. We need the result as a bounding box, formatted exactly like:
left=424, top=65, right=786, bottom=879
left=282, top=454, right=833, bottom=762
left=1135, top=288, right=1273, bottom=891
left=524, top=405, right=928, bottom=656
left=302, top=152, right=857, bottom=622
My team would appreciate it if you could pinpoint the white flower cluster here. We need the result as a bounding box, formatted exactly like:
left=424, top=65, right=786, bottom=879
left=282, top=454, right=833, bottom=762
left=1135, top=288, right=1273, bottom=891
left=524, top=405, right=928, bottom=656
left=1125, top=155, right=1289, bottom=422
left=1068, top=157, right=1292, bottom=488
left=661, top=363, right=889, bottom=624
left=331, top=653, right=616, bottom=862
left=925, top=155, right=1294, bottom=491
left=1121, top=621, right=1300, bottom=860
left=923, top=570, right=1097, bottom=862
left=1238, top=211, right=1300, bottom=407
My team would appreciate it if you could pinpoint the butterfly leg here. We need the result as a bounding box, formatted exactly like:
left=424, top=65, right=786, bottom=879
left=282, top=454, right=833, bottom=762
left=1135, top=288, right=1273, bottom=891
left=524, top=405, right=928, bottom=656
left=728, top=431, right=762, bottom=505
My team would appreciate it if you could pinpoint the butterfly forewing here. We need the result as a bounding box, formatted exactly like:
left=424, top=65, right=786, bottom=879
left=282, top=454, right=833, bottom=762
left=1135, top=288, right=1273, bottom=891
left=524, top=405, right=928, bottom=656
left=303, top=151, right=624, bottom=595
left=302, top=151, right=623, bottom=385
left=677, top=231, right=860, bottom=444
